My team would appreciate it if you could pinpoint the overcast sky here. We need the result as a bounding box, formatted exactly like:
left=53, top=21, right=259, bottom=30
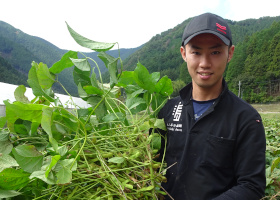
left=1, top=0, right=279, bottom=52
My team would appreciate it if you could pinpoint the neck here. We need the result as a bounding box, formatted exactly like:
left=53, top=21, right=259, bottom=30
left=192, top=82, right=223, bottom=101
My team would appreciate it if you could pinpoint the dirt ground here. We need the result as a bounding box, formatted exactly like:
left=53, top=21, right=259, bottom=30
left=251, top=103, right=280, bottom=113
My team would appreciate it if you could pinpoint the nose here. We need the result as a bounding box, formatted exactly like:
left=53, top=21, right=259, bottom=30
left=199, top=55, right=211, bottom=68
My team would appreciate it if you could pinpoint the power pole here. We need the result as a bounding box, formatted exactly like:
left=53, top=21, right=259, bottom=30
left=238, top=81, right=241, bottom=98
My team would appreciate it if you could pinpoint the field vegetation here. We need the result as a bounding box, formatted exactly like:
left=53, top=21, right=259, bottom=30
left=0, top=21, right=279, bottom=199
left=256, top=105, right=280, bottom=199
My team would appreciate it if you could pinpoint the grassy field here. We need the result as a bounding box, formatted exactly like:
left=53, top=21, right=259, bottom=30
left=251, top=103, right=280, bottom=120
left=252, top=103, right=280, bottom=112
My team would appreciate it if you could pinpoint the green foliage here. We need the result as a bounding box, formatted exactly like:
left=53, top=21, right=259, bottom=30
left=226, top=21, right=280, bottom=103
left=0, top=23, right=173, bottom=199
left=263, top=117, right=280, bottom=198
left=171, top=80, right=186, bottom=97
left=0, top=21, right=140, bottom=96
left=122, top=16, right=280, bottom=81
left=121, top=16, right=280, bottom=103
left=0, top=55, right=28, bottom=86
left=2, top=16, right=280, bottom=102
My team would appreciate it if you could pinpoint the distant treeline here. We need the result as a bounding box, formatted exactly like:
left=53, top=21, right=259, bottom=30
left=1, top=16, right=280, bottom=103
left=120, top=16, right=280, bottom=103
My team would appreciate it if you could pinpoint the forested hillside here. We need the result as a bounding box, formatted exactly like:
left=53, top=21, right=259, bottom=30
left=1, top=15, right=280, bottom=102
left=121, top=16, right=280, bottom=102
left=0, top=21, right=75, bottom=95
left=0, top=21, right=140, bottom=96
left=0, top=56, right=27, bottom=86
left=225, top=21, right=280, bottom=102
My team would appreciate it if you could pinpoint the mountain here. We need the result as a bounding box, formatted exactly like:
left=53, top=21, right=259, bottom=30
left=121, top=15, right=280, bottom=102
left=225, top=20, right=280, bottom=102
left=1, top=15, right=280, bottom=102
left=122, top=16, right=280, bottom=78
left=0, top=21, right=140, bottom=96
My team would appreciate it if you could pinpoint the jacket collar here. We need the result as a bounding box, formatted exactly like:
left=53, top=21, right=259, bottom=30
left=179, top=79, right=228, bottom=106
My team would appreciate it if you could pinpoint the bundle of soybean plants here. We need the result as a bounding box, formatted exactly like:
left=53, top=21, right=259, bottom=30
left=0, top=23, right=173, bottom=200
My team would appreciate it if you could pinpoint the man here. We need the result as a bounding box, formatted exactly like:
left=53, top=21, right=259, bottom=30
left=158, top=13, right=266, bottom=200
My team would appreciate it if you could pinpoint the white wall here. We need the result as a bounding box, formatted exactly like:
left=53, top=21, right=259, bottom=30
left=0, top=82, right=89, bottom=116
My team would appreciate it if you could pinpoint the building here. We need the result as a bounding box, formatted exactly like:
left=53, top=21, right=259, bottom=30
left=0, top=82, right=89, bottom=116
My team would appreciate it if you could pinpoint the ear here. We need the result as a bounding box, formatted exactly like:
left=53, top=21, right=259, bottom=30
left=180, top=46, right=187, bottom=62
left=227, top=45, right=235, bottom=63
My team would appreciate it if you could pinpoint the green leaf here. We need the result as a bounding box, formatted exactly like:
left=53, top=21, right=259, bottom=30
left=0, top=134, right=14, bottom=157
left=83, top=85, right=104, bottom=96
left=56, top=167, right=72, bottom=185
left=154, top=118, right=167, bottom=131
left=271, top=157, right=280, bottom=173
left=12, top=145, right=43, bottom=173
left=117, top=71, right=136, bottom=87
left=102, top=112, right=125, bottom=123
left=60, top=114, right=79, bottom=132
left=45, top=155, right=61, bottom=178
left=139, top=121, right=150, bottom=132
left=54, top=159, right=77, bottom=184
left=138, top=185, right=154, bottom=192
left=0, top=154, right=19, bottom=172
left=0, top=129, right=9, bottom=141
left=0, top=117, right=6, bottom=128
left=134, top=62, right=157, bottom=93
left=14, top=85, right=30, bottom=103
left=70, top=58, right=91, bottom=72
left=126, top=97, right=146, bottom=110
left=97, top=52, right=115, bottom=67
left=66, top=22, right=116, bottom=52
left=0, top=189, right=21, bottom=198
left=41, top=107, right=53, bottom=138
left=151, top=72, right=160, bottom=83
left=29, top=170, right=56, bottom=185
left=125, top=85, right=142, bottom=95
left=151, top=93, right=167, bottom=114
left=0, top=168, right=29, bottom=190
left=155, top=76, right=173, bottom=96
left=108, top=157, right=125, bottom=164
left=36, top=62, right=56, bottom=89
left=50, top=51, right=78, bottom=74
left=30, top=122, right=40, bottom=136
left=91, top=68, right=99, bottom=88
left=150, top=133, right=161, bottom=150
left=77, top=82, right=88, bottom=99
left=27, top=62, right=54, bottom=102
left=87, top=96, right=107, bottom=121
left=0, top=141, right=13, bottom=155
left=49, top=137, right=58, bottom=153
left=55, top=159, right=77, bottom=172
left=4, top=101, right=44, bottom=125
left=73, top=66, right=91, bottom=87
left=98, top=52, right=119, bottom=84
left=14, top=123, right=28, bottom=135
left=126, top=88, right=144, bottom=99
left=108, top=58, right=119, bottom=84
left=57, top=146, right=68, bottom=157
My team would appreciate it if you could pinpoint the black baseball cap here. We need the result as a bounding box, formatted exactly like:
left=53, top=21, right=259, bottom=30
left=182, top=13, right=232, bottom=46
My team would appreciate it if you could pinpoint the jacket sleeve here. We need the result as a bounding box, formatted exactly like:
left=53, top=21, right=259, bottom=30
left=213, top=114, right=266, bottom=200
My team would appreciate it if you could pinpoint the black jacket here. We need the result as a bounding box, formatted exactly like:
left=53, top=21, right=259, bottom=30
left=158, top=80, right=266, bottom=200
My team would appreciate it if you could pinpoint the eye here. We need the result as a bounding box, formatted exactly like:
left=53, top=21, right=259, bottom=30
left=192, top=51, right=200, bottom=55
left=212, top=51, right=220, bottom=55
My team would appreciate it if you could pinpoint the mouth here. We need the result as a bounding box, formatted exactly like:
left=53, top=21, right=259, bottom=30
left=198, top=72, right=213, bottom=79
left=199, top=72, right=212, bottom=76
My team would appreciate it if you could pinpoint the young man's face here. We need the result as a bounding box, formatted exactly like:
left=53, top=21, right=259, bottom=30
left=180, top=33, right=234, bottom=91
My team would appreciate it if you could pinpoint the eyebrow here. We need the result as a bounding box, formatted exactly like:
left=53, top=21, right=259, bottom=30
left=190, top=44, right=223, bottom=49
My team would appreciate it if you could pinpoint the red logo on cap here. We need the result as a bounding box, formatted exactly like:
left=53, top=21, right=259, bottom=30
left=216, top=23, right=226, bottom=34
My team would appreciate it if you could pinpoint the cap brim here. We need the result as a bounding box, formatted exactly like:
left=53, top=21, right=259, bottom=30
left=183, top=30, right=231, bottom=46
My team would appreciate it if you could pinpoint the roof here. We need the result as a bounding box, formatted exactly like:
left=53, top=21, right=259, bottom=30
left=0, top=82, right=89, bottom=108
